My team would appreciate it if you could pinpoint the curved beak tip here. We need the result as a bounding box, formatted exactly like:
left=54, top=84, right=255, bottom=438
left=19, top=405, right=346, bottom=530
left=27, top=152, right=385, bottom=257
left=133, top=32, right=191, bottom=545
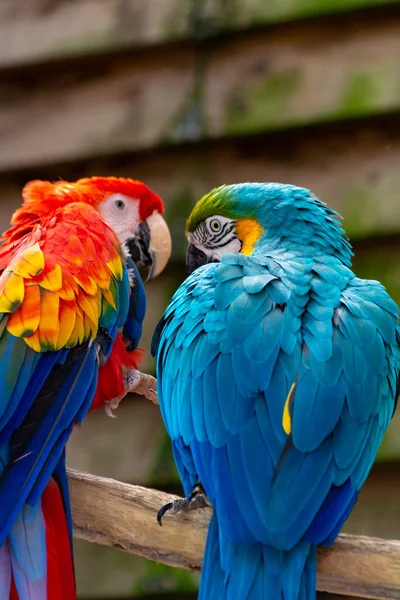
left=146, top=212, right=172, bottom=280
left=186, top=243, right=209, bottom=274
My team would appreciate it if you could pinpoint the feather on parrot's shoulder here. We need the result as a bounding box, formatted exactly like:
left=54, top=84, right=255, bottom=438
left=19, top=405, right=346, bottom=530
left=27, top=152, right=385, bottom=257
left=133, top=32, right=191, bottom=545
left=0, top=203, right=128, bottom=352
left=152, top=253, right=302, bottom=357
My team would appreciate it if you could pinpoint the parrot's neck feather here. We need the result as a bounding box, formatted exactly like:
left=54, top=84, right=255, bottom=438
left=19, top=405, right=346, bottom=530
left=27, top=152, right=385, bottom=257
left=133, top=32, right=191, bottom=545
left=253, top=209, right=353, bottom=267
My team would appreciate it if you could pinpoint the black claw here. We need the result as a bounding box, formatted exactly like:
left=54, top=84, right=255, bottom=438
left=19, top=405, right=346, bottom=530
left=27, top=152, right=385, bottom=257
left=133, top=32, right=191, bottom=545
left=157, top=483, right=210, bottom=527
left=189, top=483, right=202, bottom=500
left=157, top=502, right=173, bottom=526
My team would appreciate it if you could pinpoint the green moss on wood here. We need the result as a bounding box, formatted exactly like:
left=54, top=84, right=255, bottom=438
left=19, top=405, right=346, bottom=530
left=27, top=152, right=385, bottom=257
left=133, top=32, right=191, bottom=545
left=204, top=0, right=400, bottom=30
left=225, top=69, right=303, bottom=135
left=223, top=59, right=400, bottom=139
left=340, top=74, right=378, bottom=115
left=342, top=173, right=400, bottom=238
left=339, top=63, right=400, bottom=117
left=132, top=560, right=199, bottom=596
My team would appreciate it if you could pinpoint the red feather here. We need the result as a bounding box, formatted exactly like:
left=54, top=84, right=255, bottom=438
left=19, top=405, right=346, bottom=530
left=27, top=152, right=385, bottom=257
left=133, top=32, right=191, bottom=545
left=9, top=577, right=18, bottom=600
left=42, top=479, right=76, bottom=600
left=91, top=334, right=146, bottom=410
left=9, top=480, right=76, bottom=600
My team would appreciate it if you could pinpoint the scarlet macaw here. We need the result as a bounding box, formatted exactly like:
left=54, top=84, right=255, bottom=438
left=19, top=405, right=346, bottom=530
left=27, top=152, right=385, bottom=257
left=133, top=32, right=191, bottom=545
left=0, top=177, right=171, bottom=599
left=154, top=183, right=400, bottom=599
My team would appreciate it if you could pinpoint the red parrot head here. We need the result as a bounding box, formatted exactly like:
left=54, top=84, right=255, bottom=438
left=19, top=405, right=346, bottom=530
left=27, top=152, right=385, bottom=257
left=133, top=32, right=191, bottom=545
left=7, top=176, right=172, bottom=279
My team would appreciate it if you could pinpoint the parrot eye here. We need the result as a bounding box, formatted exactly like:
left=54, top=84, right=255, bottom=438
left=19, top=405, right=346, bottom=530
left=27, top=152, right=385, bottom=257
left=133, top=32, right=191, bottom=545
left=209, top=218, right=222, bottom=233
left=114, top=199, right=126, bottom=210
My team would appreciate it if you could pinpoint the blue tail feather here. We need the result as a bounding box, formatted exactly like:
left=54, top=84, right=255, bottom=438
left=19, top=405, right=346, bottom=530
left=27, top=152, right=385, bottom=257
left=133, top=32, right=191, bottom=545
left=9, top=502, right=47, bottom=600
left=0, top=541, right=11, bottom=597
left=53, top=454, right=74, bottom=561
left=200, top=512, right=317, bottom=600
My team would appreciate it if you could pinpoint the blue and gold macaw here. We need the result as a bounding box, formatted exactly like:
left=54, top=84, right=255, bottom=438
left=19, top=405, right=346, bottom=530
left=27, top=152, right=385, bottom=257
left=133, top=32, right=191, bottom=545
left=153, top=183, right=400, bottom=599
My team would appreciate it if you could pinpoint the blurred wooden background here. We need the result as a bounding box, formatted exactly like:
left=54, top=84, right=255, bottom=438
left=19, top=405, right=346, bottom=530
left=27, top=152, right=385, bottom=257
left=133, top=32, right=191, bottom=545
left=1, top=1, right=400, bottom=597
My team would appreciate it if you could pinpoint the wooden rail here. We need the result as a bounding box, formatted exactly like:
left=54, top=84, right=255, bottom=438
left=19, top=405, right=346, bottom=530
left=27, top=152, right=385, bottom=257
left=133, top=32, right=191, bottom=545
left=68, top=468, right=400, bottom=600
left=2, top=12, right=400, bottom=172
left=1, top=0, right=399, bottom=69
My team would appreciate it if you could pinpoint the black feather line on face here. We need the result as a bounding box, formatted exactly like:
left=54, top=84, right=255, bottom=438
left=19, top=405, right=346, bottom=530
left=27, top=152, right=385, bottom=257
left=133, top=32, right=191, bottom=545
left=193, top=220, right=236, bottom=250
left=211, top=221, right=234, bottom=244
left=212, top=233, right=237, bottom=248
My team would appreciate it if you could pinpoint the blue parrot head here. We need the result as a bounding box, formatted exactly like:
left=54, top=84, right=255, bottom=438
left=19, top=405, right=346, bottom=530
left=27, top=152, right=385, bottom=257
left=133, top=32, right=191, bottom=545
left=185, top=183, right=353, bottom=273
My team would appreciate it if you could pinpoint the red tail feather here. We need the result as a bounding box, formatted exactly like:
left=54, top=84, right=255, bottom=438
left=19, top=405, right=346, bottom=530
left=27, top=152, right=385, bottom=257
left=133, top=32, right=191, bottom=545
left=10, top=577, right=18, bottom=600
left=42, top=479, right=76, bottom=600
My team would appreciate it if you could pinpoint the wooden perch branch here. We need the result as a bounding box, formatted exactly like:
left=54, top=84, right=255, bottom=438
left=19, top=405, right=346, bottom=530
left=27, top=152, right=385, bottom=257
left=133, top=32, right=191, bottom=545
left=68, top=468, right=400, bottom=600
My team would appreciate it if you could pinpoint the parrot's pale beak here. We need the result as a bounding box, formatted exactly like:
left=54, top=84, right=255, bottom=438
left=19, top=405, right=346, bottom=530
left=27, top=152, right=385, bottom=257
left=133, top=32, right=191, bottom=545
left=126, top=212, right=171, bottom=280
left=146, top=211, right=172, bottom=280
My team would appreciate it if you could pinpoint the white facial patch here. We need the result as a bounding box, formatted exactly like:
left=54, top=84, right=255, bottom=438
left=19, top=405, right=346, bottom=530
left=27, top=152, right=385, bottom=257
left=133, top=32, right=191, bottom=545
left=202, top=237, right=241, bottom=259
left=189, top=215, right=240, bottom=259
left=98, top=193, right=140, bottom=244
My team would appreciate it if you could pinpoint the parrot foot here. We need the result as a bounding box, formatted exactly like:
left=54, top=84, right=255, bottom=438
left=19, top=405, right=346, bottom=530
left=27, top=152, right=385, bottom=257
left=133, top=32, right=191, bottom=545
left=124, top=369, right=158, bottom=404
left=104, top=396, right=123, bottom=418
left=157, top=483, right=211, bottom=526
left=104, top=370, right=158, bottom=417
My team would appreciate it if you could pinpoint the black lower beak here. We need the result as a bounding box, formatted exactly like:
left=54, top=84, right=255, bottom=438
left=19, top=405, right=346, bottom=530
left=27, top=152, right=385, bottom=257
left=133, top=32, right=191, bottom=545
left=186, top=244, right=211, bottom=274
left=126, top=222, right=153, bottom=274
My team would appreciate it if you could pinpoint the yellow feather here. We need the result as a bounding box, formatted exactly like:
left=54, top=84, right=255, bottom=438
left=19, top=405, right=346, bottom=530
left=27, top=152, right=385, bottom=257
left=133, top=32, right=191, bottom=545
left=101, top=287, right=117, bottom=311
left=56, top=302, right=76, bottom=349
left=236, top=219, right=264, bottom=255
left=89, top=262, right=110, bottom=289
left=22, top=243, right=45, bottom=273
left=38, top=264, right=62, bottom=292
left=69, top=312, right=85, bottom=346
left=83, top=313, right=96, bottom=341
left=5, top=309, right=24, bottom=338
left=11, top=243, right=44, bottom=279
left=0, top=272, right=25, bottom=313
left=77, top=292, right=101, bottom=328
left=106, top=255, right=123, bottom=281
left=24, top=329, right=42, bottom=352
left=58, top=277, right=77, bottom=301
left=13, top=243, right=45, bottom=277
left=6, top=285, right=41, bottom=337
left=76, top=274, right=97, bottom=296
left=76, top=290, right=100, bottom=327
left=282, top=382, right=296, bottom=435
left=38, top=291, right=60, bottom=349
